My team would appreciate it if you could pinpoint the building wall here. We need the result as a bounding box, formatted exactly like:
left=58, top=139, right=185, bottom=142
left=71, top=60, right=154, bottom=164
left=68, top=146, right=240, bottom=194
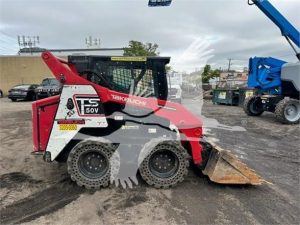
left=1, top=50, right=125, bottom=95
left=220, top=72, right=248, bottom=81
left=0, top=56, right=61, bottom=95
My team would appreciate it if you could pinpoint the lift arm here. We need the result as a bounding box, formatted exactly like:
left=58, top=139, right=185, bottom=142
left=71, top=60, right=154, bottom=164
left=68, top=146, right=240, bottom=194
left=249, top=0, right=300, bottom=60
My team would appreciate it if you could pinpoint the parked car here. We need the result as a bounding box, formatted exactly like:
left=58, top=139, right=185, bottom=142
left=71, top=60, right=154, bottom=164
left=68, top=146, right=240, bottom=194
left=35, top=78, right=62, bottom=99
left=0, top=89, right=3, bottom=98
left=168, top=84, right=182, bottom=104
left=8, top=84, right=39, bottom=101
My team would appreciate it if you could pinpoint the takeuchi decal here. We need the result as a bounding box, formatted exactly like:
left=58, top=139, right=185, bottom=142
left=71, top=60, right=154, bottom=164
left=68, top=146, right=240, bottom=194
left=111, top=94, right=146, bottom=106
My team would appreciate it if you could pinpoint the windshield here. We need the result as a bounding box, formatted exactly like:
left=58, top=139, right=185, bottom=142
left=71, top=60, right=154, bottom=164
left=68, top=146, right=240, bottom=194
left=14, top=85, right=31, bottom=89
left=41, top=79, right=60, bottom=86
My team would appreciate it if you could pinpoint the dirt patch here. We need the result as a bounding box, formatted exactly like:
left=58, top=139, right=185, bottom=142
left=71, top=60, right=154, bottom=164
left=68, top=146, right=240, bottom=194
left=0, top=98, right=299, bottom=225
left=0, top=177, right=84, bottom=225
left=0, top=172, right=42, bottom=189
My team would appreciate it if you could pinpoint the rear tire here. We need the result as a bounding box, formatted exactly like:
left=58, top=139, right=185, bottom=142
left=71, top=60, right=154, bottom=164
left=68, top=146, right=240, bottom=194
left=139, top=141, right=189, bottom=188
left=11, top=98, right=17, bottom=102
left=275, top=98, right=300, bottom=124
left=243, top=96, right=264, bottom=116
left=67, top=140, right=114, bottom=189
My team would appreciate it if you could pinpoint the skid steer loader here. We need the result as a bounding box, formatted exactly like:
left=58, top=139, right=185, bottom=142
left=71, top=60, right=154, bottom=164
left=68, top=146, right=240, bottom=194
left=32, top=51, right=264, bottom=188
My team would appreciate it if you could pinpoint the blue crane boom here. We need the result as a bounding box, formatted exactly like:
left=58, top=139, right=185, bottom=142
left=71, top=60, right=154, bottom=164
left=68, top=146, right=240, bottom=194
left=250, top=0, right=300, bottom=49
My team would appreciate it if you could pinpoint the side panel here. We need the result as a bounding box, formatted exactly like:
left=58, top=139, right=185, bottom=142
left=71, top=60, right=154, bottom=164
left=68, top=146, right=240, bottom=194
left=32, top=96, right=60, bottom=152
left=46, top=85, right=108, bottom=161
left=39, top=103, right=59, bottom=151
left=281, top=62, right=300, bottom=99
left=247, top=57, right=286, bottom=94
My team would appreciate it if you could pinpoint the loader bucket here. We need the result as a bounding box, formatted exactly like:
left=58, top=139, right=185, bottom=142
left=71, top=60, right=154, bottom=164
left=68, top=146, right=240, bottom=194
left=202, top=143, right=265, bottom=185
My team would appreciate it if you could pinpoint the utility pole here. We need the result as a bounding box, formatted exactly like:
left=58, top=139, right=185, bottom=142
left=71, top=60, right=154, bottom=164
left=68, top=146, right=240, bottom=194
left=227, top=58, right=233, bottom=72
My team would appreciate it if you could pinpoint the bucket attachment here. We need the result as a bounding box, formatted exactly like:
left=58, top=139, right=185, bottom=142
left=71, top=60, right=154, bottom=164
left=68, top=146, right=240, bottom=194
left=202, top=142, right=265, bottom=185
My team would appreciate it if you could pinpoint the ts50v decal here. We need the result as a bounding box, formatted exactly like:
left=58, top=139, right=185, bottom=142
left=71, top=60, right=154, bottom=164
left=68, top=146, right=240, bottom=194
left=74, top=96, right=104, bottom=116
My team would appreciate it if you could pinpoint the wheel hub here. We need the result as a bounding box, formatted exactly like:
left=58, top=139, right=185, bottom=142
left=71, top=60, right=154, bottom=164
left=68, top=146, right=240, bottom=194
left=149, top=150, right=179, bottom=178
left=250, top=98, right=263, bottom=114
left=78, top=151, right=108, bottom=178
left=284, top=103, right=300, bottom=122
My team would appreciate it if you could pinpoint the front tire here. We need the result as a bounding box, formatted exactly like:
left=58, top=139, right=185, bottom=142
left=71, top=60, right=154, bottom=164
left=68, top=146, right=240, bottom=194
left=243, top=96, right=264, bottom=116
left=30, top=93, right=37, bottom=101
left=275, top=98, right=300, bottom=124
left=67, top=141, right=114, bottom=189
left=139, top=141, right=189, bottom=188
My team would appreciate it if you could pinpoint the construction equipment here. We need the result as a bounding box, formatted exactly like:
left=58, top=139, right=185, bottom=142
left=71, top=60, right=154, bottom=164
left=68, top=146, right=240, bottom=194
left=32, top=52, right=264, bottom=188
left=243, top=0, right=300, bottom=124
left=149, top=0, right=300, bottom=124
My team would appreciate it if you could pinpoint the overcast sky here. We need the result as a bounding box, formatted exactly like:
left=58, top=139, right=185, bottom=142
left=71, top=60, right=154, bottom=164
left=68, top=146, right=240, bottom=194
left=0, top=0, right=299, bottom=72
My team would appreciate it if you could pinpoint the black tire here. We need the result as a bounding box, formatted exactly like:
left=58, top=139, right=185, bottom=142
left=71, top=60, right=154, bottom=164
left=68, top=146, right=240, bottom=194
left=243, top=96, right=264, bottom=116
left=26, top=93, right=35, bottom=101
left=31, top=93, right=37, bottom=101
left=139, top=141, right=189, bottom=188
left=275, top=98, right=300, bottom=124
left=11, top=98, right=17, bottom=102
left=67, top=140, right=114, bottom=189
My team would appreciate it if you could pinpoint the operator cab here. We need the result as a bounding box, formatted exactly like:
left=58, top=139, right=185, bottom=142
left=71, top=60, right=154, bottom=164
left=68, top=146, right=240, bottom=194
left=68, top=55, right=170, bottom=101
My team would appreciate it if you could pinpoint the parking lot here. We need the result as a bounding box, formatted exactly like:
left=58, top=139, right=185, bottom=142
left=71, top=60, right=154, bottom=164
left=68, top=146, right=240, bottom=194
left=0, top=97, right=299, bottom=225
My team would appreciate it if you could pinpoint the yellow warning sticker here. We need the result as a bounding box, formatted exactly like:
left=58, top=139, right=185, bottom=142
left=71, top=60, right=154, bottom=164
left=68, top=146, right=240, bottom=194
left=111, top=56, right=147, bottom=62
left=59, top=124, right=77, bottom=131
left=218, top=92, right=226, bottom=99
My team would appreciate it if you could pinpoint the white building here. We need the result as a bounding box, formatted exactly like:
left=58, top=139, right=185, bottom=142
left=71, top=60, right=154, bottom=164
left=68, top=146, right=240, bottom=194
left=168, top=71, right=183, bottom=86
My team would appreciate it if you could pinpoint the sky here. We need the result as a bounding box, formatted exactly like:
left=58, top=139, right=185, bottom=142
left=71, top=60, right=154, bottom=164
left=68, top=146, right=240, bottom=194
left=0, top=0, right=299, bottom=72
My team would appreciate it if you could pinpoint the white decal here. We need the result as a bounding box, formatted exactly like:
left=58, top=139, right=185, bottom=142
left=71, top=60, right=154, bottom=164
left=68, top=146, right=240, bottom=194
left=111, top=94, right=146, bottom=106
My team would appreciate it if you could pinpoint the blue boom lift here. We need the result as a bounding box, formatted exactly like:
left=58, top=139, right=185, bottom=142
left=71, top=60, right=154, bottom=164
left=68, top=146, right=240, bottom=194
left=244, top=0, right=300, bottom=124
left=148, top=0, right=300, bottom=124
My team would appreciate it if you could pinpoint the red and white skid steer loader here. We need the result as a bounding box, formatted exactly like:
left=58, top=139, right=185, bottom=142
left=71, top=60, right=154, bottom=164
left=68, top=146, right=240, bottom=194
left=32, top=51, right=264, bottom=188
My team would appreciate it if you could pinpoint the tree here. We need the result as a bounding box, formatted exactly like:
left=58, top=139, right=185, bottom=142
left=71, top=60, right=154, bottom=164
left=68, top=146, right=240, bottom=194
left=201, top=64, right=220, bottom=83
left=123, top=40, right=159, bottom=56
